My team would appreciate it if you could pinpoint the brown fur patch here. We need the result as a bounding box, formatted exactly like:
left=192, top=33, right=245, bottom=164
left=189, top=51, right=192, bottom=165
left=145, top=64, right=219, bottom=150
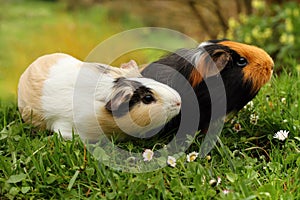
left=18, top=53, right=70, bottom=128
left=99, top=105, right=153, bottom=138
left=97, top=107, right=122, bottom=138
left=220, top=41, right=274, bottom=93
left=129, top=104, right=152, bottom=127
left=98, top=107, right=136, bottom=140
left=98, top=94, right=165, bottom=140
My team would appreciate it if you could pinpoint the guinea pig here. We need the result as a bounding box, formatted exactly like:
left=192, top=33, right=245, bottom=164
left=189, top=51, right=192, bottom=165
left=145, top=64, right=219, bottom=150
left=18, top=53, right=181, bottom=142
left=141, top=39, right=274, bottom=135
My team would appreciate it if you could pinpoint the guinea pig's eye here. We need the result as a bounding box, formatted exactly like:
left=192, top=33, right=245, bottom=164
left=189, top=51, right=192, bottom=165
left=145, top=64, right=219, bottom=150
left=236, top=57, right=248, bottom=67
left=142, top=94, right=155, bottom=104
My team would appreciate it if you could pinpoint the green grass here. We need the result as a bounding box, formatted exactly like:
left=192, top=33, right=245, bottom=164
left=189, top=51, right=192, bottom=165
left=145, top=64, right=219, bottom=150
left=0, top=71, right=299, bottom=199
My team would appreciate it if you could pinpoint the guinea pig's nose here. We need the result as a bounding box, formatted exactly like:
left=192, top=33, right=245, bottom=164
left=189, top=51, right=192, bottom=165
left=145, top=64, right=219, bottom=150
left=175, top=101, right=181, bottom=107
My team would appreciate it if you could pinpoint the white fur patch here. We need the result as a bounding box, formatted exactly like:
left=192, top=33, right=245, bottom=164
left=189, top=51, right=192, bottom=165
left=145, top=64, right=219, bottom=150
left=198, top=41, right=213, bottom=48
left=41, top=56, right=81, bottom=138
left=41, top=56, right=116, bottom=139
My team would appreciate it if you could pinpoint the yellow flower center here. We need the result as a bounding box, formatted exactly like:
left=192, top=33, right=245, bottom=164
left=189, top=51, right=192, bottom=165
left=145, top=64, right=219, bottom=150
left=190, top=155, right=196, bottom=161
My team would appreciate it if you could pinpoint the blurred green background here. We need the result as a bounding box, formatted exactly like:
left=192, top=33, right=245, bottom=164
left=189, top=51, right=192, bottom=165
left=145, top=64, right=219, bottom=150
left=0, top=0, right=299, bottom=99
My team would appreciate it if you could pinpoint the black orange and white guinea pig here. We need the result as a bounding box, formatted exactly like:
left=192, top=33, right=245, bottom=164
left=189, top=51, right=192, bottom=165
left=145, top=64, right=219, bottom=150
left=18, top=53, right=181, bottom=142
left=142, top=39, right=274, bottom=135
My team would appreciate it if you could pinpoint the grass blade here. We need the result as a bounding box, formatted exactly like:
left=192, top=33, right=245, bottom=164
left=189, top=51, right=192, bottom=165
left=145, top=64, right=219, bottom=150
left=68, top=170, right=80, bottom=191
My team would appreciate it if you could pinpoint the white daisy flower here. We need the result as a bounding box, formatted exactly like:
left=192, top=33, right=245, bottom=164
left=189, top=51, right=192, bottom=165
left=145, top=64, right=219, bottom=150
left=250, top=113, right=259, bottom=125
left=186, top=151, right=199, bottom=162
left=167, top=156, right=176, bottom=168
left=142, top=149, right=154, bottom=161
left=281, top=98, right=286, bottom=104
left=273, top=130, right=289, bottom=141
left=245, top=101, right=254, bottom=109
left=223, top=189, right=230, bottom=194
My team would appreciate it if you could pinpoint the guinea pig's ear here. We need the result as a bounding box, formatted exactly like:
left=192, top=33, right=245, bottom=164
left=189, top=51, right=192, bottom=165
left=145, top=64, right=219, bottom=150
left=119, top=60, right=142, bottom=78
left=120, top=60, right=138, bottom=70
left=191, top=49, right=231, bottom=86
left=105, top=89, right=133, bottom=112
left=200, top=49, right=231, bottom=77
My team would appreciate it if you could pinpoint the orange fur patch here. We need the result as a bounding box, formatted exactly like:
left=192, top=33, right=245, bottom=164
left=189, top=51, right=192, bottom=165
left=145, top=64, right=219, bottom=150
left=220, top=41, right=274, bottom=93
left=189, top=68, right=203, bottom=87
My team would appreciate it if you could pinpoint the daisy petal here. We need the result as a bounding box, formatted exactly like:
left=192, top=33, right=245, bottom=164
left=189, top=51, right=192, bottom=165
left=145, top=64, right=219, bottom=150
left=142, top=149, right=154, bottom=161
left=167, top=156, right=176, bottom=167
left=187, top=151, right=199, bottom=162
left=273, top=130, right=289, bottom=141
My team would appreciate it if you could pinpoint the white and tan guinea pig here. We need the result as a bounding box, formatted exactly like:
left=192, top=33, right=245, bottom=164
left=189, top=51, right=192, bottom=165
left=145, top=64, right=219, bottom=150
left=18, top=53, right=181, bottom=142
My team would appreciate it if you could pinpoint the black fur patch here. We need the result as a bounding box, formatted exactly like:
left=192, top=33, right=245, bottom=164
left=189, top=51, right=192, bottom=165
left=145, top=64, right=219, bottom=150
left=106, top=78, right=155, bottom=117
left=207, top=39, right=229, bottom=44
left=113, top=77, right=143, bottom=89
left=129, top=86, right=155, bottom=107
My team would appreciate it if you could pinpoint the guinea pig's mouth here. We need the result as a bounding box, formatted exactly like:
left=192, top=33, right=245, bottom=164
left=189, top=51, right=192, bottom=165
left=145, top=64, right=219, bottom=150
left=170, top=100, right=181, bottom=110
left=165, top=103, right=181, bottom=121
left=169, top=100, right=181, bottom=108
